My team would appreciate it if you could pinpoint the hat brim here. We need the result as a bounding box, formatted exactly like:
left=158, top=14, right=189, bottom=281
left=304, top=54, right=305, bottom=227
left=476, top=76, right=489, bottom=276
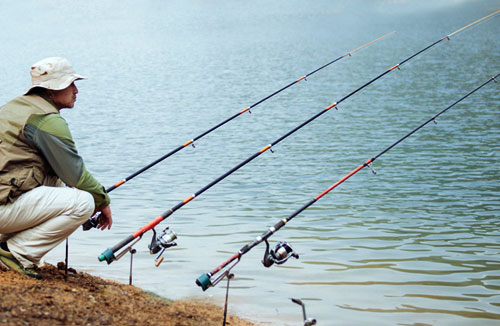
left=25, top=73, right=86, bottom=94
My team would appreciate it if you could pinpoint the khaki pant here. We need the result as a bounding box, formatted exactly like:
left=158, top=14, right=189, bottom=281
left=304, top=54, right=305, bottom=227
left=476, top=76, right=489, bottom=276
left=0, top=180, right=94, bottom=268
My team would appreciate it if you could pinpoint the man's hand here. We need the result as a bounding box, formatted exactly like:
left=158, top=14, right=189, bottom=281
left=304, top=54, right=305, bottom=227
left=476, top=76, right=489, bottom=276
left=95, top=205, right=112, bottom=230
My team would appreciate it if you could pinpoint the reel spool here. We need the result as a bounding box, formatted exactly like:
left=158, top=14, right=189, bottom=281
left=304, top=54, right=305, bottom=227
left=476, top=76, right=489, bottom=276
left=262, top=240, right=299, bottom=267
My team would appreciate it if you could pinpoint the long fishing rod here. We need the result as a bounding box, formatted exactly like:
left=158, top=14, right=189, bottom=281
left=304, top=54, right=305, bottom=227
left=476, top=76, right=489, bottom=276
left=97, top=11, right=499, bottom=266
left=196, top=73, right=499, bottom=291
left=83, top=32, right=394, bottom=230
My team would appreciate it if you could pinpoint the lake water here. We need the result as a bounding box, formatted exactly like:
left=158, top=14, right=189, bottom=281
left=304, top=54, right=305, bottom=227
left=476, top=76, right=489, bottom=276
left=1, top=1, right=500, bottom=325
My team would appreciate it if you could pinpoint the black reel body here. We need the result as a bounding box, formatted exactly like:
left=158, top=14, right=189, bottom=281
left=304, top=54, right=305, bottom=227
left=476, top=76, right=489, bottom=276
left=262, top=240, right=299, bottom=267
left=82, top=214, right=100, bottom=231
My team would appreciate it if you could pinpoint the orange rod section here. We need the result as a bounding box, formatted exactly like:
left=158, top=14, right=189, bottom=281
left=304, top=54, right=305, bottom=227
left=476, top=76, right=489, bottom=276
left=212, top=253, right=240, bottom=274
left=325, top=103, right=337, bottom=111
left=239, top=107, right=250, bottom=114
left=183, top=195, right=195, bottom=204
left=114, top=180, right=125, bottom=187
left=133, top=216, right=164, bottom=238
left=389, top=64, right=399, bottom=71
left=259, top=145, right=271, bottom=153
left=315, top=164, right=365, bottom=200
left=296, top=76, right=306, bottom=82
left=183, top=139, right=193, bottom=147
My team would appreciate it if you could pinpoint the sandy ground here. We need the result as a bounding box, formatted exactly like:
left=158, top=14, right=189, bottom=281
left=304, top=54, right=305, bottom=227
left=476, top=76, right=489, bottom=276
left=0, top=263, right=254, bottom=326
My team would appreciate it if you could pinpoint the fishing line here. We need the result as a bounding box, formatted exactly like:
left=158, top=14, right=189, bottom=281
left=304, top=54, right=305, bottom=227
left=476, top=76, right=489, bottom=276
left=97, top=11, right=499, bottom=266
left=196, top=73, right=500, bottom=291
left=82, top=31, right=394, bottom=231
left=107, top=32, right=394, bottom=192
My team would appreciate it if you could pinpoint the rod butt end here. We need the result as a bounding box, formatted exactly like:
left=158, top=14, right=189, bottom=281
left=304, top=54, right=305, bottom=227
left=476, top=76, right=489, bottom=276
left=196, top=273, right=212, bottom=291
left=98, top=248, right=116, bottom=264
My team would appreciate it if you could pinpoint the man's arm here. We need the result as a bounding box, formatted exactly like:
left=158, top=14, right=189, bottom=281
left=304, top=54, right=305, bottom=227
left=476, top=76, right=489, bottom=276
left=24, top=113, right=111, bottom=209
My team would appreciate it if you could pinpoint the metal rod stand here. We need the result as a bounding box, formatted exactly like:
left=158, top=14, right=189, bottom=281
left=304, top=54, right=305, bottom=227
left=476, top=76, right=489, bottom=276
left=129, top=248, right=136, bottom=285
left=222, top=272, right=234, bottom=326
left=65, top=238, right=68, bottom=280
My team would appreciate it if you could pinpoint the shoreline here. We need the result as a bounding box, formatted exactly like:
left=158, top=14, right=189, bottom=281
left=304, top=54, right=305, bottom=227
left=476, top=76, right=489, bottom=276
left=0, top=262, right=255, bottom=326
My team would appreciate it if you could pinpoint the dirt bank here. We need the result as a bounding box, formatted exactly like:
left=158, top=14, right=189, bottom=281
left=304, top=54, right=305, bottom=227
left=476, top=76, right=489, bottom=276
left=0, top=263, right=254, bottom=326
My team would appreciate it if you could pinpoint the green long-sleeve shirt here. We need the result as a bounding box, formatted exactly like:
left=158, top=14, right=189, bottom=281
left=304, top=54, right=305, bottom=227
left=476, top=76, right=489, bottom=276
left=23, top=101, right=110, bottom=208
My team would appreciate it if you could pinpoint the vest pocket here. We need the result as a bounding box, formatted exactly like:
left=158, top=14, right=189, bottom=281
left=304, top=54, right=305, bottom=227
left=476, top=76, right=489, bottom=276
left=1, top=167, right=44, bottom=202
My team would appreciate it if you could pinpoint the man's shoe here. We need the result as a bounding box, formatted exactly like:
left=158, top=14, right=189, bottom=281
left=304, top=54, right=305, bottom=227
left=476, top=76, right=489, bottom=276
left=0, top=245, right=42, bottom=280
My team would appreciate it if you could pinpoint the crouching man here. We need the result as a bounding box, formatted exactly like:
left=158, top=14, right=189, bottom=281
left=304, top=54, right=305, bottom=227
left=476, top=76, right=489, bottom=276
left=0, top=57, right=112, bottom=279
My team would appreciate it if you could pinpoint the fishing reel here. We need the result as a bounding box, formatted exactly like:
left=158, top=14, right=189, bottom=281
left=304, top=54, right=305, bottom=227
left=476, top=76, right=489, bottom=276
left=262, top=239, right=299, bottom=268
left=291, top=298, right=317, bottom=326
left=82, top=213, right=100, bottom=231
left=149, top=227, right=177, bottom=267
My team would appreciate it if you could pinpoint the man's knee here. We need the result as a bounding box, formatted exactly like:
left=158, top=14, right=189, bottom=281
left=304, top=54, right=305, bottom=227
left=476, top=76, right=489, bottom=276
left=73, top=190, right=95, bottom=222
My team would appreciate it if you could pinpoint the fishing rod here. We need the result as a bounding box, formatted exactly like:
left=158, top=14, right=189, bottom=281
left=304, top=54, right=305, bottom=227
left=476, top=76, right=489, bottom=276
left=97, top=11, right=499, bottom=266
left=196, top=73, right=499, bottom=291
left=82, top=32, right=394, bottom=231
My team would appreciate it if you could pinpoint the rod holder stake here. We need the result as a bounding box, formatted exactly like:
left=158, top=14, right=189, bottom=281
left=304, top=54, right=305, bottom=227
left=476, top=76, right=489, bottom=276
left=222, top=273, right=234, bottom=326
left=129, top=248, right=136, bottom=285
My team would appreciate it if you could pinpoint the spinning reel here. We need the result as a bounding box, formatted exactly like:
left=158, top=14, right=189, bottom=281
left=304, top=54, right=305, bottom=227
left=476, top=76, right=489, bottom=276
left=262, top=239, right=299, bottom=267
left=82, top=213, right=100, bottom=231
left=149, top=227, right=177, bottom=266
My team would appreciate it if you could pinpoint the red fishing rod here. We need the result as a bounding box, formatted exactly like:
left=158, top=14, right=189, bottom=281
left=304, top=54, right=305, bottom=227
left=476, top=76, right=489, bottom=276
left=98, top=11, right=499, bottom=266
left=83, top=32, right=394, bottom=230
left=196, top=73, right=500, bottom=291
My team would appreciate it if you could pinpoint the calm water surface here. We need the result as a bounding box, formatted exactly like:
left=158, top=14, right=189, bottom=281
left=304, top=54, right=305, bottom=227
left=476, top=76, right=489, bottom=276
left=1, top=1, right=500, bottom=325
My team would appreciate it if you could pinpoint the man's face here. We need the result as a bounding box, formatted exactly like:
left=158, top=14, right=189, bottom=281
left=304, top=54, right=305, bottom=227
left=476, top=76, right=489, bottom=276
left=50, top=82, right=78, bottom=109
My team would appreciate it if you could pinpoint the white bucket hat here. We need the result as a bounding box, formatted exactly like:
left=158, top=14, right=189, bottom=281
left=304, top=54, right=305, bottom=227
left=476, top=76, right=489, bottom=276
left=26, top=57, right=86, bottom=94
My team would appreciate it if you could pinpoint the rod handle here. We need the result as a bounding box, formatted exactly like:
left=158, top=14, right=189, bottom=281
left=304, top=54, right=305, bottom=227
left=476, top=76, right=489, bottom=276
left=98, top=234, right=136, bottom=264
